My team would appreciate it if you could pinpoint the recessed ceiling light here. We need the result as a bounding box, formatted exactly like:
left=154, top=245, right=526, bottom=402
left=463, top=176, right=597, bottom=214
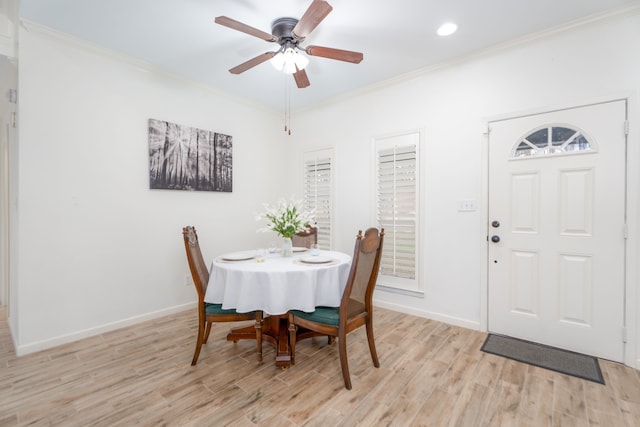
left=437, top=22, right=458, bottom=36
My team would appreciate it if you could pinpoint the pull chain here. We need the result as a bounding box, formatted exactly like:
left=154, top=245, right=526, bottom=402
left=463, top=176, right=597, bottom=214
left=284, top=75, right=288, bottom=133
left=285, top=78, right=291, bottom=135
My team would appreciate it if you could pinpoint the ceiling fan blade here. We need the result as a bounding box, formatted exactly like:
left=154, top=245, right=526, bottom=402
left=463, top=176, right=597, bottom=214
left=293, top=68, right=310, bottom=88
left=305, top=45, right=363, bottom=64
left=215, top=16, right=277, bottom=42
left=292, top=0, right=333, bottom=39
left=229, top=52, right=276, bottom=74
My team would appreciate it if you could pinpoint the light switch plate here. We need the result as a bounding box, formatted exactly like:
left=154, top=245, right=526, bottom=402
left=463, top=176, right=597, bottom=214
left=457, top=199, right=477, bottom=212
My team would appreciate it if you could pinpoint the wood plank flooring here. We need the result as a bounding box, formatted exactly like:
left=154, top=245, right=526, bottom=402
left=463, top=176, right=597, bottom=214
left=1, top=305, right=639, bottom=426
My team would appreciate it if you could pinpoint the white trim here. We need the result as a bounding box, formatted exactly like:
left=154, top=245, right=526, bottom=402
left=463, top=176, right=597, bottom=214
left=15, top=302, right=196, bottom=356
left=375, top=283, right=424, bottom=298
left=296, top=4, right=640, bottom=115
left=0, top=118, right=8, bottom=308
left=19, top=19, right=279, bottom=117
left=484, top=93, right=633, bottom=125
left=623, top=91, right=639, bottom=369
left=373, top=298, right=481, bottom=331
left=480, top=125, right=490, bottom=332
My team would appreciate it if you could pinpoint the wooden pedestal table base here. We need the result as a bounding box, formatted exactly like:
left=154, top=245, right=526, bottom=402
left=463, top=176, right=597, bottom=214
left=226, top=314, right=327, bottom=368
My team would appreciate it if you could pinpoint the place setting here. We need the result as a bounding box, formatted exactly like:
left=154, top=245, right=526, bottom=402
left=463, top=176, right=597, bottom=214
left=294, top=244, right=338, bottom=265
left=295, top=255, right=337, bottom=265
left=216, top=252, right=256, bottom=263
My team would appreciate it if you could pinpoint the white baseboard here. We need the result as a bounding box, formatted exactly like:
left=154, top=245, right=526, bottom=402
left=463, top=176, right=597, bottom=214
left=373, top=298, right=481, bottom=331
left=15, top=302, right=196, bottom=356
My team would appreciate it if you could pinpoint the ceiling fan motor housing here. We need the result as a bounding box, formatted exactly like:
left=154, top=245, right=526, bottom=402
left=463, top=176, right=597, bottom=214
left=271, top=17, right=301, bottom=45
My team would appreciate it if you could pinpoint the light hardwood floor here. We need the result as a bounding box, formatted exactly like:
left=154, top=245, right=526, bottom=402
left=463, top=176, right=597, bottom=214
left=1, top=305, right=639, bottom=426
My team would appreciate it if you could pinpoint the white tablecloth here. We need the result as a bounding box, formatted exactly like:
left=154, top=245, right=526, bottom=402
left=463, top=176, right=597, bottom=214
left=205, top=250, right=352, bottom=315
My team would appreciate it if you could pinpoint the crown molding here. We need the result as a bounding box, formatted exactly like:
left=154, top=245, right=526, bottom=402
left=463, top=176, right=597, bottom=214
left=298, top=1, right=640, bottom=114
left=19, top=19, right=281, bottom=116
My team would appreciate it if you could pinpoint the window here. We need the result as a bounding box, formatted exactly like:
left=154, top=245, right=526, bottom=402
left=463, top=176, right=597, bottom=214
left=375, top=132, right=421, bottom=293
left=303, top=149, right=333, bottom=249
left=512, top=125, right=594, bottom=159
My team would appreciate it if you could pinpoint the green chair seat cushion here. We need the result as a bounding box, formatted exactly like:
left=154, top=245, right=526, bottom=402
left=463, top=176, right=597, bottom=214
left=290, top=306, right=340, bottom=326
left=205, top=303, right=254, bottom=316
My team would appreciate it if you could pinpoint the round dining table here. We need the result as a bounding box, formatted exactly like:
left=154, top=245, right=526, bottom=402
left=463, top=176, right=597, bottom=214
left=205, top=248, right=352, bottom=366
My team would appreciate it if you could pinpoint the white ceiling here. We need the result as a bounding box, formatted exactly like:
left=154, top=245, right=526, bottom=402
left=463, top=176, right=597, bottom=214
left=20, top=0, right=638, bottom=111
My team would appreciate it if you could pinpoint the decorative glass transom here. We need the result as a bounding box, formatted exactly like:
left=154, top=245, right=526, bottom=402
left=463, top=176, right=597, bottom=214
left=512, top=125, right=593, bottom=158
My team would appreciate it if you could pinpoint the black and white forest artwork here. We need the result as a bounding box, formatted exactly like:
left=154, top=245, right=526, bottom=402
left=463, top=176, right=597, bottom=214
left=148, top=119, right=232, bottom=192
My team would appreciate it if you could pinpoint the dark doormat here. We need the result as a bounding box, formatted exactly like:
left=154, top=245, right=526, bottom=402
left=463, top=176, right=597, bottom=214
left=481, top=334, right=604, bottom=384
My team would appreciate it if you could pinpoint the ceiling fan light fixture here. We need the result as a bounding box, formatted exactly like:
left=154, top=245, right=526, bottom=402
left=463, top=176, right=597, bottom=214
left=294, top=52, right=309, bottom=70
left=283, top=47, right=297, bottom=74
left=270, top=47, right=309, bottom=74
left=283, top=61, right=298, bottom=74
left=270, top=51, right=286, bottom=71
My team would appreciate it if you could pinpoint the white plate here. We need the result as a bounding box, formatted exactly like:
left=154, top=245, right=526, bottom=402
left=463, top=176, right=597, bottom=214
left=221, top=252, right=254, bottom=261
left=300, top=256, right=333, bottom=264
left=292, top=246, right=308, bottom=252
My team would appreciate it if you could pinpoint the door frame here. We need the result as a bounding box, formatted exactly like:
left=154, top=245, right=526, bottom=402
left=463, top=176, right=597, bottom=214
left=0, top=117, right=7, bottom=308
left=480, top=94, right=638, bottom=369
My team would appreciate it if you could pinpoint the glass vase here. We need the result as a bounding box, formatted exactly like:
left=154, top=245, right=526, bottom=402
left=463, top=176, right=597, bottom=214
left=281, top=237, right=293, bottom=257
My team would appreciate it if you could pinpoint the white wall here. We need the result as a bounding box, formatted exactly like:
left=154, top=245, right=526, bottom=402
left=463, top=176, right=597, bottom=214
left=14, top=23, right=290, bottom=354
left=289, top=9, right=640, bottom=367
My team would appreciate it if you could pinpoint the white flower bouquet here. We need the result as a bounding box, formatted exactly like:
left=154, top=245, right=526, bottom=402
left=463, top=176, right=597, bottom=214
left=256, top=198, right=315, bottom=239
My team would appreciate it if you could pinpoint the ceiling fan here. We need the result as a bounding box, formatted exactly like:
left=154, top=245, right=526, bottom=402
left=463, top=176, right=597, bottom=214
left=214, top=0, right=363, bottom=89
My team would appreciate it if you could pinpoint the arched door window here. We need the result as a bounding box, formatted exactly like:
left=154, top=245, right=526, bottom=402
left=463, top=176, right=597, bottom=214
left=512, top=125, right=595, bottom=159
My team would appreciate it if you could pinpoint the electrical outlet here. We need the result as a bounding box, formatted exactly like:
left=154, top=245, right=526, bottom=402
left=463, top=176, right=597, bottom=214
left=184, top=273, right=192, bottom=286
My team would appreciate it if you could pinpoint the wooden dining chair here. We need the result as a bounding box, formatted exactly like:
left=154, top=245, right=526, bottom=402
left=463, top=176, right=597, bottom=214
left=292, top=226, right=318, bottom=249
left=288, top=227, right=384, bottom=389
left=182, top=226, right=263, bottom=365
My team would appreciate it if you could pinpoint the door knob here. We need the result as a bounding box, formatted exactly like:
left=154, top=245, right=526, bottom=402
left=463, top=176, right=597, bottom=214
left=491, top=220, right=500, bottom=228
left=491, top=235, right=500, bottom=243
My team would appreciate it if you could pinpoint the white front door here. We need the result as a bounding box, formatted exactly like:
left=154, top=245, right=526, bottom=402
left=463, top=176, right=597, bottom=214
left=488, top=100, right=627, bottom=362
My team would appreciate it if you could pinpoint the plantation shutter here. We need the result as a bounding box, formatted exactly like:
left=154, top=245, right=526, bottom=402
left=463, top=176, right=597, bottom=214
left=303, top=150, right=333, bottom=249
left=376, top=132, right=420, bottom=292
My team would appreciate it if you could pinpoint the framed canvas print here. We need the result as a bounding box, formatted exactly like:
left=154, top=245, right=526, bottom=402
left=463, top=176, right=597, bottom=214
left=148, top=118, right=232, bottom=192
